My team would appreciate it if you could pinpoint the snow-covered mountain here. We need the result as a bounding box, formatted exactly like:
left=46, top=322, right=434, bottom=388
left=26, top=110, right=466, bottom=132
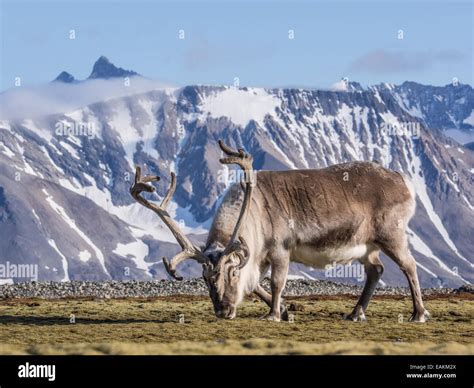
left=0, top=58, right=472, bottom=287
left=372, top=81, right=474, bottom=144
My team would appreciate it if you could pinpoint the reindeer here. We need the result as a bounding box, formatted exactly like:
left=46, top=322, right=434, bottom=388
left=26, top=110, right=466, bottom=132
left=130, top=140, right=430, bottom=322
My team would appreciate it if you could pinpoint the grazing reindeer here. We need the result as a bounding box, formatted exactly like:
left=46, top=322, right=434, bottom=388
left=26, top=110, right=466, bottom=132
left=130, top=140, right=429, bottom=322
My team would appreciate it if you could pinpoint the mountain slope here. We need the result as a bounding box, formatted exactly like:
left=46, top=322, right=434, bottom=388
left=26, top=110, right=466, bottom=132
left=373, top=81, right=474, bottom=144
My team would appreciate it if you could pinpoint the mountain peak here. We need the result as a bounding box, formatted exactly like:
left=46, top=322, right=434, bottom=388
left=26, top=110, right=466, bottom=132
left=88, top=56, right=138, bottom=80
left=53, top=71, right=75, bottom=83
left=96, top=55, right=111, bottom=64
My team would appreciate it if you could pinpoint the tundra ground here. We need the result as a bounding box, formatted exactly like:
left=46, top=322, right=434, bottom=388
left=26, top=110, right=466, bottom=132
left=0, top=294, right=472, bottom=355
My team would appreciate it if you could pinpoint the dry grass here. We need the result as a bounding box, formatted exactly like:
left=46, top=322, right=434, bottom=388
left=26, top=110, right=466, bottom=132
left=0, top=294, right=472, bottom=355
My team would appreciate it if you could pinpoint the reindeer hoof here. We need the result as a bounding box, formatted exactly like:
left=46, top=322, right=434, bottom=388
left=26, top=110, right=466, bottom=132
left=344, top=305, right=367, bottom=322
left=344, top=310, right=367, bottom=322
left=281, top=308, right=289, bottom=322
left=344, top=313, right=367, bottom=322
left=259, top=313, right=281, bottom=322
left=409, top=310, right=430, bottom=323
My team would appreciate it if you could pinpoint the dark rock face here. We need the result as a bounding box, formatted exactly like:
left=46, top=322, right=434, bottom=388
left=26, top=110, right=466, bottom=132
left=53, top=71, right=75, bottom=83
left=0, top=81, right=472, bottom=287
left=53, top=57, right=138, bottom=83
left=464, top=142, right=474, bottom=151
left=88, top=56, right=138, bottom=80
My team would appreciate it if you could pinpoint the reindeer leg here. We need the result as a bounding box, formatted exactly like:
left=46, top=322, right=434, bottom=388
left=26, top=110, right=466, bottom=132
left=260, top=253, right=289, bottom=322
left=254, top=284, right=289, bottom=321
left=344, top=250, right=383, bottom=322
left=381, top=241, right=429, bottom=323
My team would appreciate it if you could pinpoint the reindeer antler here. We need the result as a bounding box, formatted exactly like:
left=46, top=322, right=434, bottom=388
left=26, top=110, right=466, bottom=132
left=130, top=167, right=208, bottom=280
left=218, top=139, right=255, bottom=269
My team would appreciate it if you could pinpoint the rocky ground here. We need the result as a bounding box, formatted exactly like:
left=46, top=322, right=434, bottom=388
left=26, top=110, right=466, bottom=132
left=0, top=279, right=472, bottom=299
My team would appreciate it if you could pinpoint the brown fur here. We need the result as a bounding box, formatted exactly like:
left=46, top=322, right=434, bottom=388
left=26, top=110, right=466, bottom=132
left=209, top=162, right=412, bottom=254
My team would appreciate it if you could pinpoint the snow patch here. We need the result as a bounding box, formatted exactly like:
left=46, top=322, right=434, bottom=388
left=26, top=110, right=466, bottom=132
left=462, top=195, right=474, bottom=210
left=47, top=239, right=70, bottom=281
left=40, top=146, right=65, bottom=175
left=31, top=209, right=41, bottom=224
left=59, top=141, right=80, bottom=160
left=22, top=119, right=53, bottom=142
left=463, top=110, right=474, bottom=126
left=0, top=142, right=15, bottom=158
left=78, top=250, right=92, bottom=262
left=200, top=87, right=280, bottom=127
left=113, top=240, right=150, bottom=273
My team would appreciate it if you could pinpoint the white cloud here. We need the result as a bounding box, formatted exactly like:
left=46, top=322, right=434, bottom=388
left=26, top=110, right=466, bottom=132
left=0, top=76, right=175, bottom=120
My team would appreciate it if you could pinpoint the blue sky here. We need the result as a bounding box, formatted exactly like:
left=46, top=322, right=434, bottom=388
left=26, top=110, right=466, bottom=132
left=0, top=0, right=472, bottom=90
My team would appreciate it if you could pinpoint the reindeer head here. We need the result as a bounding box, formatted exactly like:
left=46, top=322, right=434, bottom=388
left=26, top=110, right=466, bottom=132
left=201, top=236, right=250, bottom=319
left=130, top=139, right=254, bottom=319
